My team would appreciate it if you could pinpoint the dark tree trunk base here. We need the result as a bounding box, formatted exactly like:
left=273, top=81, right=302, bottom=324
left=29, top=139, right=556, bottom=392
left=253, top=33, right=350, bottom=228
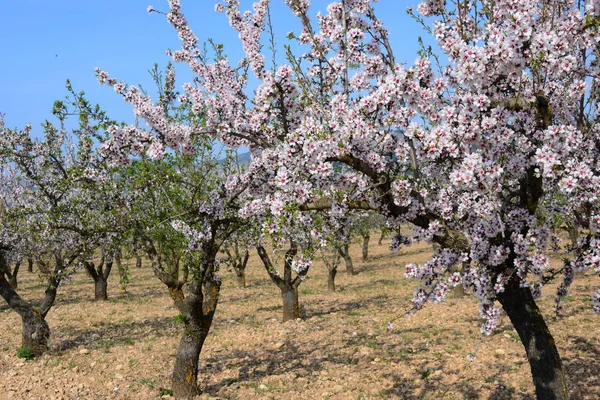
left=281, top=286, right=299, bottom=321
left=172, top=326, right=208, bottom=399
left=497, top=277, right=569, bottom=400
left=94, top=278, right=108, bottom=301
left=21, top=311, right=50, bottom=357
left=327, top=268, right=337, bottom=292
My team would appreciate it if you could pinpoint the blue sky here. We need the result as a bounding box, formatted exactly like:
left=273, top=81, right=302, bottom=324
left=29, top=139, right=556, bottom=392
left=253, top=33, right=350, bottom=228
left=1, top=1, right=431, bottom=132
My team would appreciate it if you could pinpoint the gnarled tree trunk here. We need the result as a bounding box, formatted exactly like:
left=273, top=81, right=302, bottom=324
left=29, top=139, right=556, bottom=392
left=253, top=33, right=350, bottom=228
left=170, top=278, right=220, bottom=399
left=496, top=276, right=569, bottom=400
left=0, top=250, right=63, bottom=357
left=257, top=242, right=308, bottom=322
left=84, top=254, right=112, bottom=301
left=226, top=246, right=249, bottom=288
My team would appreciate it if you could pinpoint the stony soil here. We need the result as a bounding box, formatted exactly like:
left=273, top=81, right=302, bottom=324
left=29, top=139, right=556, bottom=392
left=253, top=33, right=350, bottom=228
left=1, top=238, right=599, bottom=400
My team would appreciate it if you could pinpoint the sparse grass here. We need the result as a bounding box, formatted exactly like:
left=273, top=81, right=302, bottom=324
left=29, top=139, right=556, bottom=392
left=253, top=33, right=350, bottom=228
left=16, top=347, right=34, bottom=360
left=139, top=378, right=155, bottom=389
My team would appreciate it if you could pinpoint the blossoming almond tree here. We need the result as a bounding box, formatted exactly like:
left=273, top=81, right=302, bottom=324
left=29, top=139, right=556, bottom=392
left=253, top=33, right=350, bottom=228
left=99, top=63, right=258, bottom=397
left=0, top=91, right=124, bottom=354
left=97, top=0, right=600, bottom=398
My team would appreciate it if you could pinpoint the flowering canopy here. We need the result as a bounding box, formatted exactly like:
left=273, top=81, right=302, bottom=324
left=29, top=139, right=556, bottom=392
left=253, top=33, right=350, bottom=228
left=97, top=0, right=600, bottom=337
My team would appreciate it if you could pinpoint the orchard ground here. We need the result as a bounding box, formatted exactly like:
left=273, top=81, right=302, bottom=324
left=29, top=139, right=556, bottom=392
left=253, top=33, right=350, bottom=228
left=1, top=237, right=599, bottom=400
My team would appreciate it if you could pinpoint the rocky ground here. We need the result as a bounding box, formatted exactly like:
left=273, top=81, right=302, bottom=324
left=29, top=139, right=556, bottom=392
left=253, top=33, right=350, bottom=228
left=1, top=238, right=599, bottom=399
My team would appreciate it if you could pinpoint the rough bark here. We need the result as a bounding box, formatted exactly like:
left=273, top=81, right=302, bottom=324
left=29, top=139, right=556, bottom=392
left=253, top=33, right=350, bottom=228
left=361, top=232, right=370, bottom=261
left=0, top=252, right=51, bottom=356
left=496, top=276, right=569, bottom=400
left=27, top=258, right=33, bottom=273
left=327, top=267, right=337, bottom=292
left=136, top=255, right=142, bottom=269
left=7, top=260, right=20, bottom=290
left=337, top=243, right=356, bottom=275
left=94, top=277, right=108, bottom=301
left=171, top=278, right=220, bottom=399
left=281, top=285, right=299, bottom=321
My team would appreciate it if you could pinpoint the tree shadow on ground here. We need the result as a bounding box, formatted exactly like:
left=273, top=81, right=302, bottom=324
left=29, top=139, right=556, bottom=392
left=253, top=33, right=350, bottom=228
left=383, top=370, right=534, bottom=399
left=52, top=316, right=176, bottom=352
left=564, top=336, right=600, bottom=399
left=303, top=294, right=393, bottom=319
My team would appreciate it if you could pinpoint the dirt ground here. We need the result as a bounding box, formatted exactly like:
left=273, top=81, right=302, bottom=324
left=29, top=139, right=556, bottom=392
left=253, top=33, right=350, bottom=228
left=1, top=238, right=599, bottom=400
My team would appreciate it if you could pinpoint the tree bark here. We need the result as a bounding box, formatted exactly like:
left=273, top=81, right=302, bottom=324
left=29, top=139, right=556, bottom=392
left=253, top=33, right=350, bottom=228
left=281, top=285, right=299, bottom=321
left=337, top=244, right=356, bottom=275
left=0, top=253, right=50, bottom=357
left=171, top=278, right=220, bottom=399
left=496, top=276, right=569, bottom=400
left=7, top=260, right=20, bottom=290
left=136, top=255, right=142, bottom=268
left=27, top=258, right=33, bottom=273
left=94, top=277, right=108, bottom=301
left=256, top=242, right=307, bottom=322
left=361, top=232, right=370, bottom=261
left=84, top=256, right=112, bottom=301
left=327, top=267, right=337, bottom=292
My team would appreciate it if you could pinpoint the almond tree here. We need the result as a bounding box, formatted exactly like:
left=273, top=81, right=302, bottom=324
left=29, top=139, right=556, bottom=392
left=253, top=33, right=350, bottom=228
left=98, top=61, right=257, bottom=397
left=256, top=213, right=315, bottom=321
left=96, top=1, right=600, bottom=398
left=0, top=86, right=130, bottom=353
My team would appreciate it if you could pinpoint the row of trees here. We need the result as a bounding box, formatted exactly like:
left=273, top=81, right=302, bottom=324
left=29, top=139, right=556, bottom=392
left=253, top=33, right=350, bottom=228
left=0, top=75, right=383, bottom=397
left=3, top=0, right=600, bottom=399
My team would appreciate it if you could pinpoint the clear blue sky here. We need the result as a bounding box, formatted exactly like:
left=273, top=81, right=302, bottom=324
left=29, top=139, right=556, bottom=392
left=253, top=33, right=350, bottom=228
left=1, top=1, right=430, bottom=132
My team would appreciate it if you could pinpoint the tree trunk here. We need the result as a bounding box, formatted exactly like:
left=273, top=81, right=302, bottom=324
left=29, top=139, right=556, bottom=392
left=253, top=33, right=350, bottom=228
left=84, top=257, right=112, bottom=301
left=327, top=267, right=337, bottom=292
left=378, top=230, right=385, bottom=246
left=21, top=309, right=51, bottom=356
left=236, top=270, right=246, bottom=288
left=172, top=324, right=209, bottom=398
left=0, top=252, right=51, bottom=357
left=281, top=285, right=299, bottom=321
left=136, top=255, right=142, bottom=268
left=8, top=260, right=20, bottom=290
left=171, top=278, right=220, bottom=399
left=27, top=258, right=34, bottom=273
left=94, top=276, right=108, bottom=301
left=361, top=232, right=370, bottom=261
left=496, top=277, right=569, bottom=400
left=338, top=244, right=356, bottom=275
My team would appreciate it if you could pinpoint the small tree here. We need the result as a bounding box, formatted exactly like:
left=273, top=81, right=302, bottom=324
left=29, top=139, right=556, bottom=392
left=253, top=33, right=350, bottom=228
left=256, top=233, right=312, bottom=321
